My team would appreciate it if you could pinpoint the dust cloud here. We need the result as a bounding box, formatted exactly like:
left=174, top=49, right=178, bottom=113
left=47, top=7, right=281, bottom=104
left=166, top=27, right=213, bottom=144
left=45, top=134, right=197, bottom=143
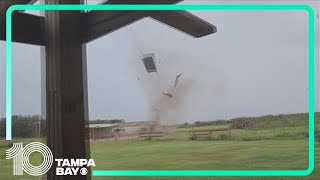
left=126, top=36, right=227, bottom=132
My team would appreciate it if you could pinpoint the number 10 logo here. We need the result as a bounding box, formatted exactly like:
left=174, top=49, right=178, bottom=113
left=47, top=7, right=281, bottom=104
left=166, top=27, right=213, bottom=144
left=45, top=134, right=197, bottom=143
left=6, top=142, right=53, bottom=176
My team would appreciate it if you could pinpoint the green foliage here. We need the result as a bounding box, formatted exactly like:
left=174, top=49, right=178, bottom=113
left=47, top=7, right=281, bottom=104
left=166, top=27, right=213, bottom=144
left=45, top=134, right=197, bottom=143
left=143, top=136, right=153, bottom=141
left=0, top=115, right=45, bottom=138
left=178, top=124, right=320, bottom=142
left=179, top=113, right=320, bottom=131
left=89, top=119, right=125, bottom=124
left=192, top=120, right=231, bottom=127
left=178, top=122, right=191, bottom=128
left=314, top=130, right=320, bottom=142
left=231, top=113, right=320, bottom=130
left=214, top=134, right=231, bottom=140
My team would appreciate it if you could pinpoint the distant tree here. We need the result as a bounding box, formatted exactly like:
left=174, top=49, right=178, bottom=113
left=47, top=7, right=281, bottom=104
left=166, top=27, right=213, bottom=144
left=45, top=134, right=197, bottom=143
left=89, top=119, right=125, bottom=124
left=0, top=115, right=44, bottom=138
left=178, top=122, right=190, bottom=128
left=0, top=117, right=5, bottom=137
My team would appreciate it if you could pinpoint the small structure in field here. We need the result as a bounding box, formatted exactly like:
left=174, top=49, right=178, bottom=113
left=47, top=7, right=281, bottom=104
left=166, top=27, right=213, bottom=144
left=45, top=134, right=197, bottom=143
left=87, top=123, right=121, bottom=140
left=139, top=131, right=164, bottom=140
left=190, top=128, right=231, bottom=140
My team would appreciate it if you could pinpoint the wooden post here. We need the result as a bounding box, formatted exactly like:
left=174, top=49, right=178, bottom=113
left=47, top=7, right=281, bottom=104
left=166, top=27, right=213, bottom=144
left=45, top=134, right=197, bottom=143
left=44, top=0, right=90, bottom=179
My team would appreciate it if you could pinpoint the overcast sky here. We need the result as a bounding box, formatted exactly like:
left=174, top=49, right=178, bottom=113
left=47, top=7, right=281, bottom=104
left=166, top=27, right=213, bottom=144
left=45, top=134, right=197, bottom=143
left=0, top=0, right=319, bottom=123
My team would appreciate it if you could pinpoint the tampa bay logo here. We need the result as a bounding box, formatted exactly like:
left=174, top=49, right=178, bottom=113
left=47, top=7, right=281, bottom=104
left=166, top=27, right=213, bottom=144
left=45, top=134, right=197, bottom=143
left=6, top=142, right=53, bottom=176
left=6, top=142, right=95, bottom=176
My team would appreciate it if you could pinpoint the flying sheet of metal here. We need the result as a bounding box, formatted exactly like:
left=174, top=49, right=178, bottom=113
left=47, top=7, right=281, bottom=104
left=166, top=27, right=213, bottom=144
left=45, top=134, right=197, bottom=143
left=174, top=73, right=182, bottom=88
left=162, top=73, right=183, bottom=98
left=141, top=53, right=157, bottom=73
left=163, top=91, right=173, bottom=98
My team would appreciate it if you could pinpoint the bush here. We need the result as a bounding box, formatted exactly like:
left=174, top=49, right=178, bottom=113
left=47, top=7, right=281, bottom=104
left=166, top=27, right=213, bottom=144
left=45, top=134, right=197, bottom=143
left=315, top=130, right=320, bottom=142
left=217, top=134, right=230, bottom=140
left=189, top=135, right=196, bottom=141
left=0, top=115, right=45, bottom=138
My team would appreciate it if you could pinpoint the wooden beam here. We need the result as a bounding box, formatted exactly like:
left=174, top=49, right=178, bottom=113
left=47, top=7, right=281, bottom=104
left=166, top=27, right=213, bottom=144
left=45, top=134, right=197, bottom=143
left=1, top=0, right=216, bottom=45
left=0, top=12, right=45, bottom=45
left=82, top=0, right=216, bottom=43
left=18, top=0, right=39, bottom=12
left=82, top=0, right=182, bottom=43
left=82, top=10, right=146, bottom=43
left=149, top=10, right=217, bottom=38
left=0, top=0, right=34, bottom=22
left=0, top=0, right=44, bottom=45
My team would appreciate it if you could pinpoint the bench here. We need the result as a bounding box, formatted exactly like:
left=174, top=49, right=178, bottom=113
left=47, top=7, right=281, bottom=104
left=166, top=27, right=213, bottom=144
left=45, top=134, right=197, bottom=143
left=190, top=128, right=231, bottom=140
left=190, top=130, right=213, bottom=140
left=139, top=132, right=164, bottom=140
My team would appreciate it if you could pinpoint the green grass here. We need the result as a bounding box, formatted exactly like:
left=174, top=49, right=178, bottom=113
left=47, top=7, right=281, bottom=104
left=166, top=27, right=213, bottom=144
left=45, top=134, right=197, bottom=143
left=176, top=125, right=319, bottom=141
left=1, top=138, right=319, bottom=180
left=90, top=139, right=320, bottom=180
left=0, top=138, right=44, bottom=180
left=1, top=112, right=319, bottom=180
left=90, top=140, right=309, bottom=170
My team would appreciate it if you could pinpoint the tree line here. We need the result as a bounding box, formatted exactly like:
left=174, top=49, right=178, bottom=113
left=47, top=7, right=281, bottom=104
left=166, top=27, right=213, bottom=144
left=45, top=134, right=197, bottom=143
left=0, top=115, right=46, bottom=138
left=0, top=115, right=126, bottom=138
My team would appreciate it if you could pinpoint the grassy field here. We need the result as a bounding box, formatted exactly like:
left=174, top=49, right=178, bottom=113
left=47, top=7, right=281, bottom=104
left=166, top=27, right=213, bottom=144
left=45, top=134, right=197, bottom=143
left=0, top=138, right=43, bottom=180
left=91, top=139, right=319, bottom=180
left=176, top=126, right=315, bottom=141
left=91, top=139, right=309, bottom=170
left=0, top=138, right=318, bottom=180
left=0, top=113, right=319, bottom=180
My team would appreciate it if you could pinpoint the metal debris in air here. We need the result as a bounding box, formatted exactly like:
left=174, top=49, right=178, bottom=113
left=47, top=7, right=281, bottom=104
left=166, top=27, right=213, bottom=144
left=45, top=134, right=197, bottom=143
left=141, top=53, right=157, bottom=73
left=163, top=91, right=173, bottom=98
left=140, top=53, right=182, bottom=98
left=163, top=73, right=183, bottom=98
